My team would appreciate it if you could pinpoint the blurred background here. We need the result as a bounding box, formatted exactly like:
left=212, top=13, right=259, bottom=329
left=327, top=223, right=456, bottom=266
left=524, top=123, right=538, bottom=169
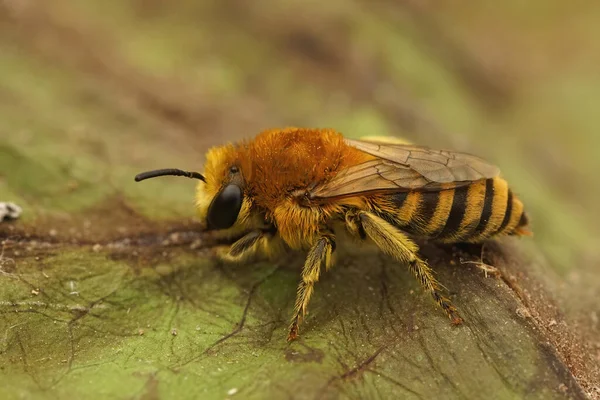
left=1, top=0, right=598, bottom=350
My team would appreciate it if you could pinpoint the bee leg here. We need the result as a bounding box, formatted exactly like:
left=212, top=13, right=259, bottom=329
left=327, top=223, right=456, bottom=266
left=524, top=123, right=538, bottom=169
left=357, top=211, right=463, bottom=325
left=288, top=234, right=335, bottom=341
left=222, top=228, right=280, bottom=262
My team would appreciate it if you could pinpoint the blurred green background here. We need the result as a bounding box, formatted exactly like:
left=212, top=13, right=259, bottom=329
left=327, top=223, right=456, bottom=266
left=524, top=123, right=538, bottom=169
left=1, top=1, right=599, bottom=398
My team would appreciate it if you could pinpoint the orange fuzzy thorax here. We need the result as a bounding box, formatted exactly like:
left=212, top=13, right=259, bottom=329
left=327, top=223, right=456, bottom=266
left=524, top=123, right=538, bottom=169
left=237, top=128, right=371, bottom=211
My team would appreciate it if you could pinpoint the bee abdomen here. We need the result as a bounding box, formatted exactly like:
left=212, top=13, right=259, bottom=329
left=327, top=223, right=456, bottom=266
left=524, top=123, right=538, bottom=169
left=443, top=177, right=526, bottom=243
left=391, top=178, right=526, bottom=243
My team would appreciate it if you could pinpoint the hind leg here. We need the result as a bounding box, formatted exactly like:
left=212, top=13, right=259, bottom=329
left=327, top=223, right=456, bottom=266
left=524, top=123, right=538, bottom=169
left=353, top=211, right=462, bottom=324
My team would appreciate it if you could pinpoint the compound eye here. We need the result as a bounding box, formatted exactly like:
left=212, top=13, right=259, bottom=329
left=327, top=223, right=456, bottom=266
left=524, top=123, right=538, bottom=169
left=207, top=184, right=243, bottom=230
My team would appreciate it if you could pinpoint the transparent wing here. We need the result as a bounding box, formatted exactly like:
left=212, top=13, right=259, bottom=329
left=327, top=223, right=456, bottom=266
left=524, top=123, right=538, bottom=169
left=307, top=138, right=500, bottom=200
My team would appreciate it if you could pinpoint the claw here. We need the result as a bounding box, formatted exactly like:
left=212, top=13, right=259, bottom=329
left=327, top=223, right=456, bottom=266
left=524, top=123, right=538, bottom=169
left=287, top=324, right=299, bottom=342
left=450, top=312, right=464, bottom=325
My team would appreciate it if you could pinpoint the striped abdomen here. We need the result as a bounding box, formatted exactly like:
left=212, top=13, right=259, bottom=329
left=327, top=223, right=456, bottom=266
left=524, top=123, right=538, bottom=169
left=383, top=178, right=529, bottom=243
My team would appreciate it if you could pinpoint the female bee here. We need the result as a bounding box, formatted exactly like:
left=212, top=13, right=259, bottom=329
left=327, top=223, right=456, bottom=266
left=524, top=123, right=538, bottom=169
left=135, top=128, right=531, bottom=341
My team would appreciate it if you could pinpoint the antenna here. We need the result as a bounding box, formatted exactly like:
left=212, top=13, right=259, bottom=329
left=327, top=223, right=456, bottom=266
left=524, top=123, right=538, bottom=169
left=134, top=169, right=206, bottom=183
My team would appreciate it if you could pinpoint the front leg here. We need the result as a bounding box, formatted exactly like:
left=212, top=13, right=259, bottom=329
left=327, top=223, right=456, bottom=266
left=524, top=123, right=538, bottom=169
left=222, top=227, right=282, bottom=262
left=288, top=233, right=336, bottom=341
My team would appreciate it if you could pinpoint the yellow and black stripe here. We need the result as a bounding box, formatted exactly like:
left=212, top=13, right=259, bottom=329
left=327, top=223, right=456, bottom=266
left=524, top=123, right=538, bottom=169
left=382, top=177, right=528, bottom=243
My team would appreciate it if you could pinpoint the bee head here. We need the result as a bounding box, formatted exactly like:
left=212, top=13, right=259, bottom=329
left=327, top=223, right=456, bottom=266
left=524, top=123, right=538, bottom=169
left=195, top=145, right=247, bottom=231
left=135, top=144, right=247, bottom=232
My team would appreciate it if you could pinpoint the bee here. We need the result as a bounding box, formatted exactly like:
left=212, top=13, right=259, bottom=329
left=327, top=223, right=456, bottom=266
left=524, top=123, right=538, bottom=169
left=135, top=128, right=532, bottom=341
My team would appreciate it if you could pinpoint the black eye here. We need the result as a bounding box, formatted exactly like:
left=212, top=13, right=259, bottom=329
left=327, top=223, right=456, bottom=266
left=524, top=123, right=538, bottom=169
left=207, top=184, right=243, bottom=230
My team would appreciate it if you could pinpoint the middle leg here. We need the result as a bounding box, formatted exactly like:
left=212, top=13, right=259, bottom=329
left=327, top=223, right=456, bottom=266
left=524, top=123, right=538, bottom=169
left=287, top=233, right=335, bottom=341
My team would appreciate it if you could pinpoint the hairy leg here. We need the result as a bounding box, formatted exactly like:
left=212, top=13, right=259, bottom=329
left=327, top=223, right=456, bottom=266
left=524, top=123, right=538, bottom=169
left=355, top=211, right=462, bottom=324
left=288, top=234, right=335, bottom=341
left=222, top=228, right=283, bottom=263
